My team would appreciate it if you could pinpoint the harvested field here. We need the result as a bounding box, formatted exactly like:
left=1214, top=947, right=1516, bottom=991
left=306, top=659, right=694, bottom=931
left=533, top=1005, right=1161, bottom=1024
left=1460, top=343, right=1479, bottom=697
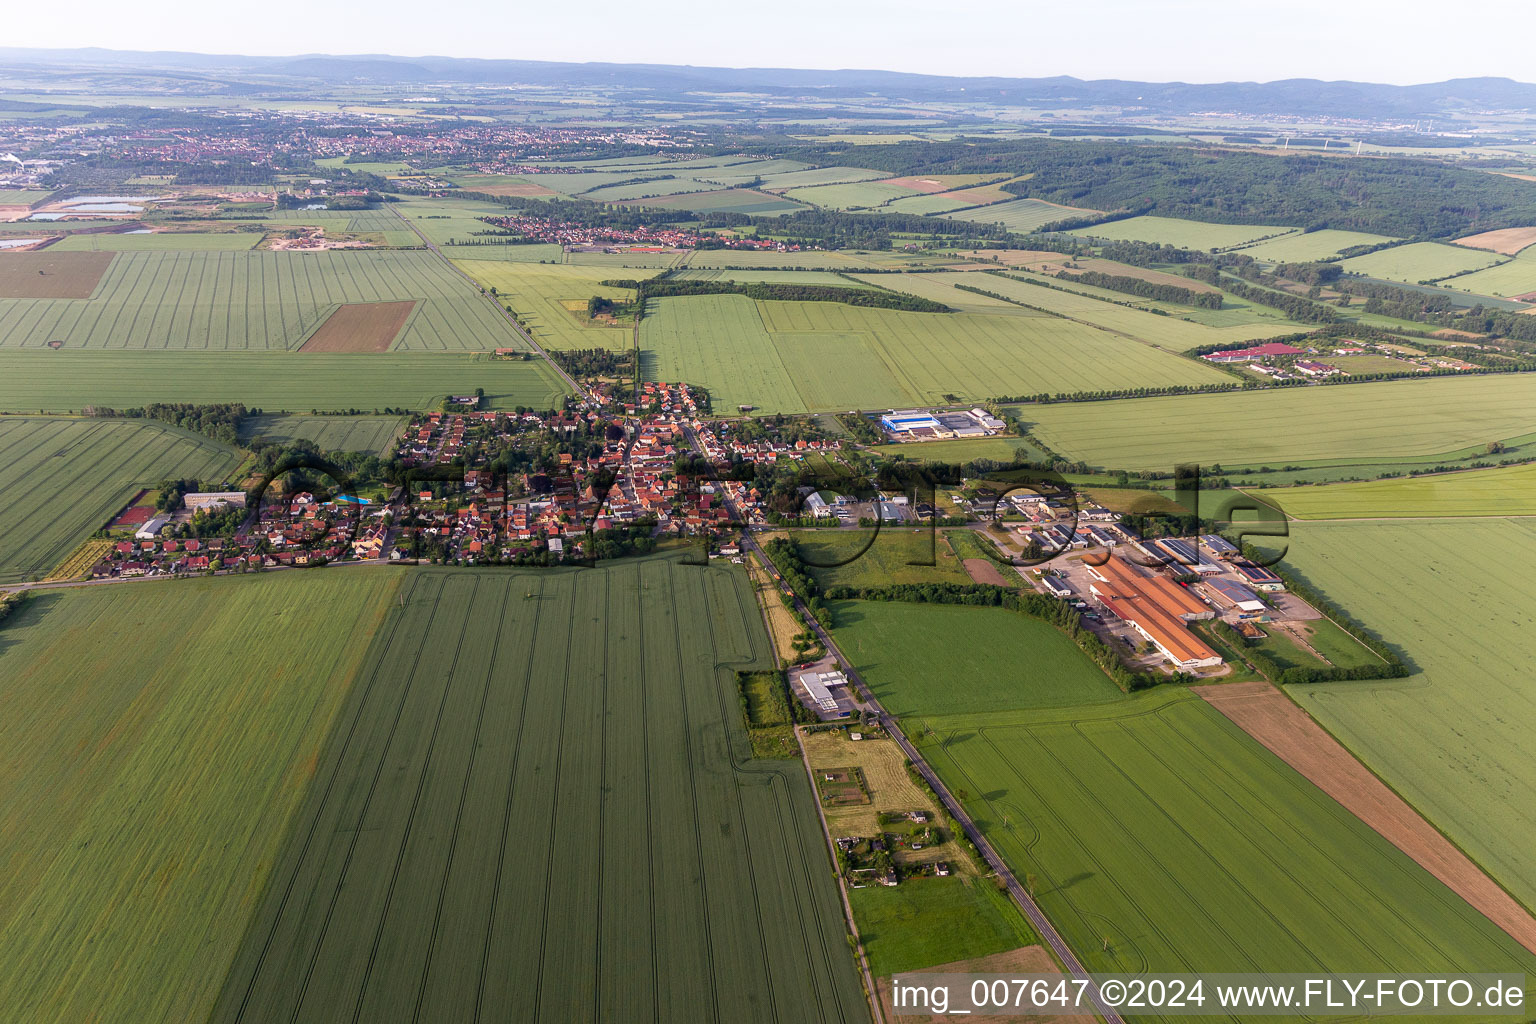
left=466, top=180, right=559, bottom=197
left=961, top=558, right=1010, bottom=585
left=1196, top=681, right=1536, bottom=956
left=881, top=174, right=1001, bottom=194
left=1452, top=226, right=1536, bottom=255
left=298, top=299, right=417, bottom=352
left=876, top=946, right=1090, bottom=1024
left=0, top=251, right=113, bottom=298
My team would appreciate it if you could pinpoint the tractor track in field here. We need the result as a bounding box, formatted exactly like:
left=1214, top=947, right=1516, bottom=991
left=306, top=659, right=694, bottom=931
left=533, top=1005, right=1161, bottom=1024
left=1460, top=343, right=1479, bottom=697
left=530, top=572, right=582, bottom=1019
left=226, top=572, right=448, bottom=1024
left=410, top=579, right=513, bottom=1024
left=474, top=577, right=546, bottom=1023
left=345, top=575, right=481, bottom=1023
left=665, top=569, right=723, bottom=1021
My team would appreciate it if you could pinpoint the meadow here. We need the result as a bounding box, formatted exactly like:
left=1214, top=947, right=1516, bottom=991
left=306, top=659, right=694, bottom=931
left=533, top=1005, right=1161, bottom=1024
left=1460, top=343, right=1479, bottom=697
left=914, top=689, right=1536, bottom=979
left=796, top=529, right=973, bottom=590
left=0, top=416, right=240, bottom=583
left=1069, top=215, right=1296, bottom=250
left=849, top=878, right=1037, bottom=978
left=1259, top=460, right=1536, bottom=519
left=831, top=600, right=1124, bottom=718
left=1231, top=228, right=1398, bottom=262
left=871, top=435, right=1053, bottom=465
left=0, top=351, right=571, bottom=413
left=212, top=560, right=867, bottom=1024
left=450, top=259, right=655, bottom=349
left=783, top=180, right=927, bottom=210
left=1282, top=520, right=1536, bottom=911
left=237, top=413, right=405, bottom=455
left=1339, top=241, right=1507, bottom=284
left=1443, top=249, right=1536, bottom=298
left=640, top=293, right=1233, bottom=415
left=0, top=571, right=402, bottom=1024
left=1020, top=374, right=1536, bottom=470
left=0, top=250, right=530, bottom=351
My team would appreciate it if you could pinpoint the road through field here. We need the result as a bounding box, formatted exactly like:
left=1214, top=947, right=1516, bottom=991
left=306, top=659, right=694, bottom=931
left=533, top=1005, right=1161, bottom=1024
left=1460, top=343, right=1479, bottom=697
left=745, top=532, right=1127, bottom=1024
left=388, top=204, right=582, bottom=396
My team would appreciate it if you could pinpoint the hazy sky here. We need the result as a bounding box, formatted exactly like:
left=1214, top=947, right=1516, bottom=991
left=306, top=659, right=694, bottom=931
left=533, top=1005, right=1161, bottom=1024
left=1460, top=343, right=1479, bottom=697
left=8, top=0, right=1534, bottom=85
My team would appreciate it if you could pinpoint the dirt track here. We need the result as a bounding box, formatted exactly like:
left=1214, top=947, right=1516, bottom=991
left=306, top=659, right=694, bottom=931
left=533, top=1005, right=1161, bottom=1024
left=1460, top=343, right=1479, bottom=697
left=1196, top=681, right=1536, bottom=956
left=962, top=557, right=1011, bottom=586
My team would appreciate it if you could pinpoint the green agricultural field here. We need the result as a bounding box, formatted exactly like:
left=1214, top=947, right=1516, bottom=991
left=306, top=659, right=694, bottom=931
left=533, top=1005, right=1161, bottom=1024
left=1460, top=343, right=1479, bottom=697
left=923, top=270, right=1304, bottom=349
left=914, top=689, right=1536, bottom=979
left=212, top=560, right=866, bottom=1024
left=1282, top=520, right=1536, bottom=910
left=1443, top=249, right=1536, bottom=298
left=0, top=351, right=570, bottom=413
left=1069, top=215, right=1297, bottom=251
left=261, top=208, right=405, bottom=233
left=451, top=259, right=655, bottom=349
left=1020, top=374, right=1536, bottom=470
left=871, top=435, right=1053, bottom=465
left=49, top=231, right=263, bottom=251
left=1339, top=242, right=1507, bottom=284
left=850, top=877, right=1036, bottom=978
left=581, top=176, right=726, bottom=202
left=626, top=188, right=807, bottom=215
left=0, top=189, right=52, bottom=204
left=0, top=571, right=402, bottom=1024
left=945, top=198, right=1096, bottom=233
left=843, top=272, right=1023, bottom=313
left=641, top=293, right=1232, bottom=415
left=796, top=529, right=973, bottom=591
left=237, top=413, right=405, bottom=455
left=1233, top=229, right=1399, bottom=262
left=830, top=601, right=1123, bottom=718
left=0, top=416, right=239, bottom=583
left=752, top=165, right=885, bottom=190
left=784, top=180, right=923, bottom=210
left=881, top=192, right=974, bottom=216
left=683, top=249, right=891, bottom=269
left=1259, top=460, right=1536, bottom=519
left=565, top=250, right=690, bottom=269
left=671, top=269, right=878, bottom=289
left=0, top=250, right=530, bottom=351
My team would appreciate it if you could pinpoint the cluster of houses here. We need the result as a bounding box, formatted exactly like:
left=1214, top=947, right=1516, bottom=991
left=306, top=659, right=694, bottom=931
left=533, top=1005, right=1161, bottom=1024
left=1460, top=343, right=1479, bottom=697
left=90, top=491, right=384, bottom=579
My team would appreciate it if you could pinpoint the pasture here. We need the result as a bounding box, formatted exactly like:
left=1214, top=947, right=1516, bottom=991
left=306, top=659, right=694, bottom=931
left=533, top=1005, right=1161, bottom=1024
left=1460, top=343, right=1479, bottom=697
left=640, top=293, right=1233, bottom=415
left=0, top=351, right=571, bottom=413
left=453, top=259, right=655, bottom=349
left=212, top=560, right=866, bottom=1024
left=1020, top=374, right=1536, bottom=470
left=1259, top=460, right=1536, bottom=519
left=0, top=250, right=529, bottom=351
left=1339, top=242, right=1506, bottom=284
left=849, top=879, right=1037, bottom=978
left=915, top=689, right=1536, bottom=977
left=1232, top=228, right=1398, bottom=262
left=49, top=231, right=262, bottom=251
left=238, top=413, right=405, bottom=455
left=1283, top=520, right=1536, bottom=911
left=1068, top=215, right=1296, bottom=250
left=829, top=600, right=1123, bottom=718
left=0, top=571, right=402, bottom=1024
left=0, top=251, right=112, bottom=298
left=0, top=416, right=239, bottom=584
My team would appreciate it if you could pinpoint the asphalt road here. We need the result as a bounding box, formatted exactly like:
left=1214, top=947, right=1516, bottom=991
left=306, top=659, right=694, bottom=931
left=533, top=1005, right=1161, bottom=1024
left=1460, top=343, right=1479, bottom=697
left=745, top=532, right=1127, bottom=1024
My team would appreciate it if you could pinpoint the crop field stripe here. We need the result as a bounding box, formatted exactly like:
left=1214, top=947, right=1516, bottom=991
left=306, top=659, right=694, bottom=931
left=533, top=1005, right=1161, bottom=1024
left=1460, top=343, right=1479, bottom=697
left=223, top=572, right=447, bottom=1023
left=1153, top=706, right=1498, bottom=965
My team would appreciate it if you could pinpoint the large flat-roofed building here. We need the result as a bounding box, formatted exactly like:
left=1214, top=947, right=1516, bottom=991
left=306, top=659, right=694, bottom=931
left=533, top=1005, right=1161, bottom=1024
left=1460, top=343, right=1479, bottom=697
left=1233, top=560, right=1286, bottom=592
left=1204, top=577, right=1266, bottom=613
left=880, top=410, right=942, bottom=435
left=802, top=670, right=845, bottom=713
left=183, top=491, right=248, bottom=512
left=1087, top=555, right=1221, bottom=671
